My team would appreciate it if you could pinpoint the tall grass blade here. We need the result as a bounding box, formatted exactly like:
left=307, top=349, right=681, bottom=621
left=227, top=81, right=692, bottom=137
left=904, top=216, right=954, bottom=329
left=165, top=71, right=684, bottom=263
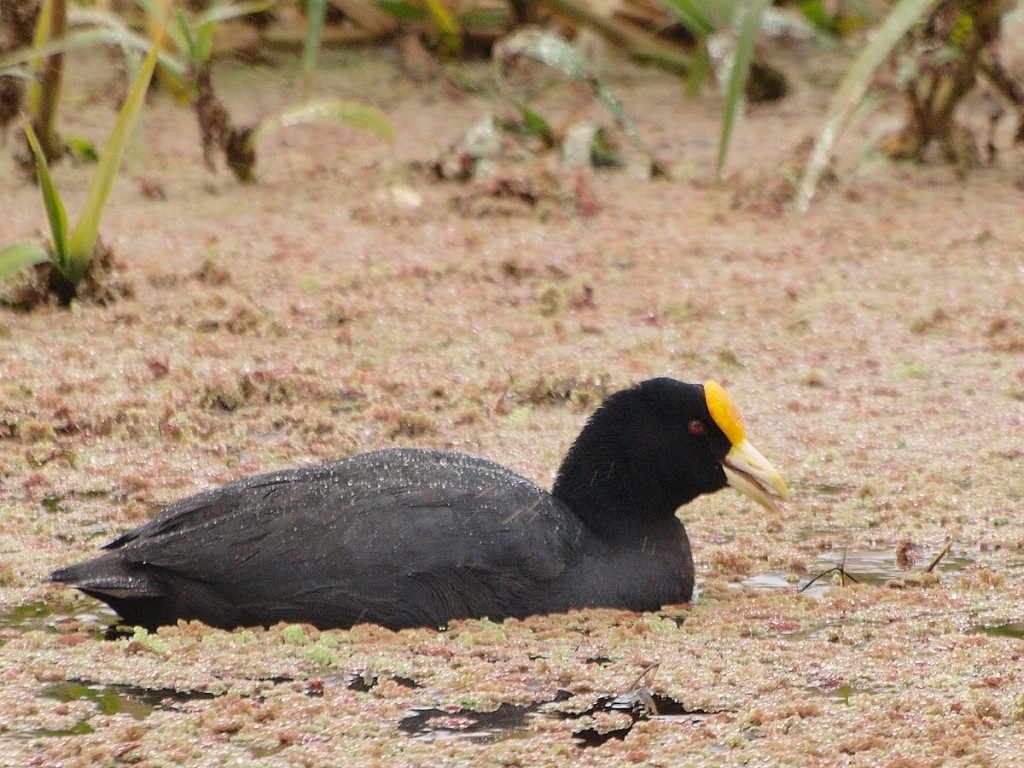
left=135, top=0, right=189, bottom=54
left=459, top=7, right=509, bottom=28
left=194, top=19, right=216, bottom=65
left=175, top=9, right=199, bottom=63
left=657, top=0, right=717, bottom=37
left=303, top=0, right=328, bottom=74
left=23, top=119, right=69, bottom=274
left=686, top=44, right=712, bottom=97
left=425, top=0, right=463, bottom=57
left=28, top=0, right=56, bottom=115
left=67, top=30, right=163, bottom=283
left=795, top=0, right=939, bottom=214
left=374, top=0, right=426, bottom=20
left=0, top=28, right=185, bottom=79
left=133, top=0, right=167, bottom=22
left=797, top=0, right=838, bottom=34
left=132, top=0, right=190, bottom=97
left=0, top=243, right=51, bottom=283
left=191, top=0, right=273, bottom=65
left=197, top=0, right=276, bottom=25
left=191, top=0, right=222, bottom=63
left=715, top=0, right=770, bottom=183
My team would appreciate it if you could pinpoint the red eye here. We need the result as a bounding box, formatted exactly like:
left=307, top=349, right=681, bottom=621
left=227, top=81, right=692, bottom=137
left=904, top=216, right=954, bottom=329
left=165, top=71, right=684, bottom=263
left=688, top=420, right=705, bottom=435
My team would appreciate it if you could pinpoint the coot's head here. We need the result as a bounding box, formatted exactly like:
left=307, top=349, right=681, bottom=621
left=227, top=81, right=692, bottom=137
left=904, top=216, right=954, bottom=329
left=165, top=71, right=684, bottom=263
left=553, top=378, right=789, bottom=528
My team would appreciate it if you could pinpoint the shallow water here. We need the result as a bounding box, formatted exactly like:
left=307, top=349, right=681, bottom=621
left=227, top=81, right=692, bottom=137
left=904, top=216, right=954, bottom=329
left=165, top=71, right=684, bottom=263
left=971, top=622, right=1024, bottom=640
left=40, top=680, right=216, bottom=712
left=5, top=680, right=218, bottom=740
left=805, top=681, right=886, bottom=703
left=397, top=687, right=711, bottom=746
left=399, top=702, right=534, bottom=743
left=742, top=545, right=973, bottom=598
left=0, top=601, right=118, bottom=638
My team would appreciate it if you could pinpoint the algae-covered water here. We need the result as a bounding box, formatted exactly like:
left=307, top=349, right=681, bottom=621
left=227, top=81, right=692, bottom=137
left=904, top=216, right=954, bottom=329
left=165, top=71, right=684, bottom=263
left=2, top=44, right=1024, bottom=767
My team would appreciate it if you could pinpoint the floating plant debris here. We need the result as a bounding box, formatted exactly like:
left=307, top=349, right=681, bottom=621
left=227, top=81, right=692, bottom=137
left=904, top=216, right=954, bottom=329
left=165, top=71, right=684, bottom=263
left=551, top=665, right=720, bottom=747
left=567, top=692, right=716, bottom=747
left=395, top=686, right=690, bottom=745
left=346, top=669, right=420, bottom=692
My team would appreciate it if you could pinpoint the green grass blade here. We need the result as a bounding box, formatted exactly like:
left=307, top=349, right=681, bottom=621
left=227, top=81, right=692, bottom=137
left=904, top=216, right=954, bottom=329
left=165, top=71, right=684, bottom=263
left=459, top=7, right=509, bottom=28
left=0, top=65, right=33, bottom=81
left=71, top=6, right=146, bottom=30
left=247, top=98, right=395, bottom=149
left=685, top=43, right=712, bottom=97
left=0, top=242, right=51, bottom=283
left=67, top=30, right=163, bottom=282
left=795, top=0, right=939, bottom=213
left=28, top=0, right=55, bottom=115
left=66, top=136, right=100, bottom=162
left=2, top=28, right=119, bottom=66
left=373, top=0, right=427, bottom=20
left=303, top=0, right=328, bottom=74
left=175, top=10, right=200, bottom=63
left=193, top=0, right=221, bottom=63
left=425, top=0, right=463, bottom=57
left=195, top=20, right=216, bottom=64
left=197, top=0, right=276, bottom=25
left=797, top=0, right=839, bottom=34
left=133, top=0, right=165, bottom=21
left=657, top=0, right=717, bottom=37
left=23, top=119, right=69, bottom=272
left=193, top=0, right=274, bottom=65
left=32, top=0, right=55, bottom=50
left=509, top=98, right=554, bottom=142
left=715, top=0, right=770, bottom=183
left=0, top=28, right=185, bottom=79
left=134, top=0, right=189, bottom=53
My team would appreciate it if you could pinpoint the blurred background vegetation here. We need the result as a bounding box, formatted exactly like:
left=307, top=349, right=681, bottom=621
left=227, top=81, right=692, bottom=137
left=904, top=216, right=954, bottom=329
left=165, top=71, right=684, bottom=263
left=1, top=0, right=1023, bottom=302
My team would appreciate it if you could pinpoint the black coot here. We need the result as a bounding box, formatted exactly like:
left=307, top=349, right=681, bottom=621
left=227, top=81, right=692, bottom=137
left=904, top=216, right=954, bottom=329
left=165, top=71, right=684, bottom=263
left=49, top=378, right=788, bottom=630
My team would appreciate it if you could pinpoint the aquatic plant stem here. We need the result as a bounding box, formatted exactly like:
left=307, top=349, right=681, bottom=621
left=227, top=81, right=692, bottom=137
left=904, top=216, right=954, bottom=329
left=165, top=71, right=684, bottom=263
left=32, top=0, right=66, bottom=163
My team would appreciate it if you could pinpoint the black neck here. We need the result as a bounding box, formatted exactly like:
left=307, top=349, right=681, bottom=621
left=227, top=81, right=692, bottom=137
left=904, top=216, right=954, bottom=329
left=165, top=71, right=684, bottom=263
left=552, top=417, right=693, bottom=539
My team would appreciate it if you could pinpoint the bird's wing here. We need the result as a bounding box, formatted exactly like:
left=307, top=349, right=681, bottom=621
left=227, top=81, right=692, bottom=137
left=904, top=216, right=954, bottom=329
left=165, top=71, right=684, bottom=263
left=108, top=449, right=583, bottom=626
left=104, top=465, right=316, bottom=549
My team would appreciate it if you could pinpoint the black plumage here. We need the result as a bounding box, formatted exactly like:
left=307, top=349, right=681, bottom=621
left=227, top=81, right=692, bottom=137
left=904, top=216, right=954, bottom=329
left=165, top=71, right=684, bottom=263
left=49, top=378, right=787, bottom=630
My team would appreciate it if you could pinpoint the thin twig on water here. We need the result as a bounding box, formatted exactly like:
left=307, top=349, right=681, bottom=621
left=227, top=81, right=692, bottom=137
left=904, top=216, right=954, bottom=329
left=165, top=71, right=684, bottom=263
left=925, top=539, right=955, bottom=573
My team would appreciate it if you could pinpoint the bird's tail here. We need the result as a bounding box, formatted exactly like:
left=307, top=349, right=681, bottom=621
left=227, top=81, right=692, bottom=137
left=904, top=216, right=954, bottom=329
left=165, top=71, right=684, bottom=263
left=49, top=554, right=163, bottom=598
